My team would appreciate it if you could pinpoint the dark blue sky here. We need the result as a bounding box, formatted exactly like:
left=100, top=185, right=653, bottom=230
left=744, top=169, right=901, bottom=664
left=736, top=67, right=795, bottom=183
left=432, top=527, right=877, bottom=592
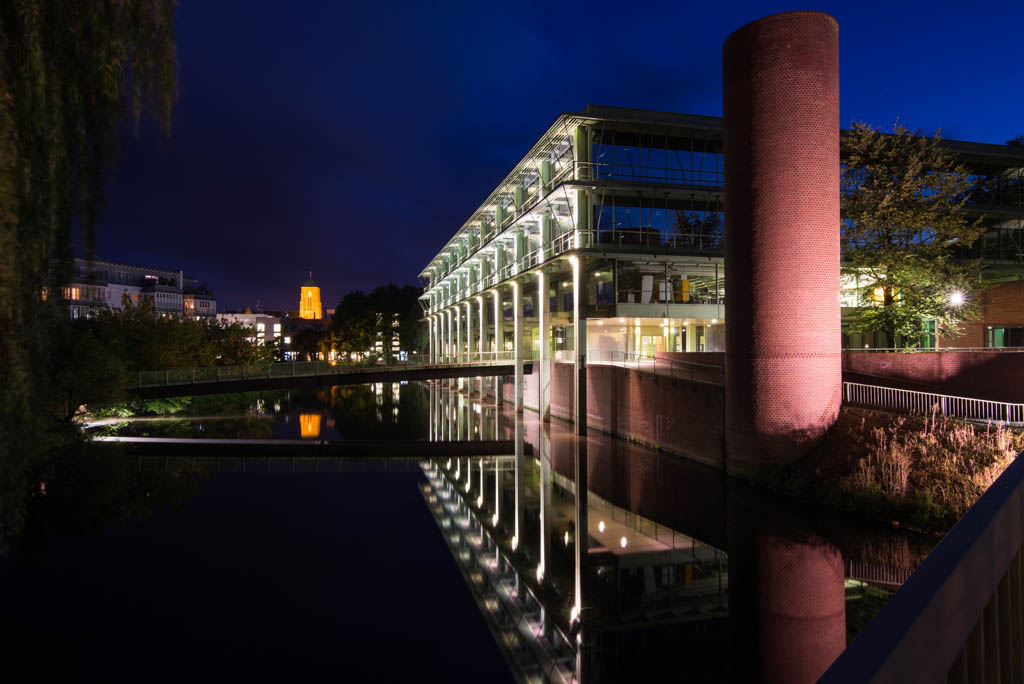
left=95, top=1, right=1024, bottom=311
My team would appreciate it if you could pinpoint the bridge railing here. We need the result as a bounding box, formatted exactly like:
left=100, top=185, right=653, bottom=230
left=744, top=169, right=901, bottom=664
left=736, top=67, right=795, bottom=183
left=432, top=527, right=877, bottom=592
left=586, top=349, right=724, bottom=386
left=135, top=353, right=529, bottom=389
left=843, top=381, right=1024, bottom=425
left=820, top=449, right=1024, bottom=683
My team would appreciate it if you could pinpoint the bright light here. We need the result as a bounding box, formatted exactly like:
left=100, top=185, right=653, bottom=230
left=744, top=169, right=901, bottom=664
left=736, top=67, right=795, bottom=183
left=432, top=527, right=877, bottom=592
left=476, top=494, right=483, bottom=507
left=536, top=563, right=544, bottom=582
left=620, top=536, right=627, bottom=549
left=511, top=535, right=518, bottom=551
left=711, top=318, right=718, bottom=324
left=564, top=531, right=570, bottom=546
left=570, top=605, right=579, bottom=623
left=492, top=513, right=498, bottom=526
left=950, top=290, right=965, bottom=307
left=598, top=520, right=605, bottom=533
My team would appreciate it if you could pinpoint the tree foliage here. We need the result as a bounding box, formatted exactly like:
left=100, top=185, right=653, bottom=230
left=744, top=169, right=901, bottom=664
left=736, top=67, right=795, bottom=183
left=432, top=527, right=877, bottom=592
left=841, top=123, right=985, bottom=345
left=0, top=0, right=178, bottom=542
left=328, top=284, right=426, bottom=358
left=50, top=298, right=273, bottom=420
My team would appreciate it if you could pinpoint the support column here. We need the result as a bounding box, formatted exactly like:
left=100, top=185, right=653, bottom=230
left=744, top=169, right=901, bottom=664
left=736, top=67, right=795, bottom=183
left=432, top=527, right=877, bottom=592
left=513, top=280, right=524, bottom=413
left=723, top=11, right=841, bottom=472
left=446, top=309, right=453, bottom=362
left=493, top=289, right=504, bottom=405
left=455, top=306, right=463, bottom=363
left=478, top=295, right=487, bottom=401
left=466, top=301, right=475, bottom=364
left=571, top=256, right=587, bottom=435
left=538, top=271, right=551, bottom=422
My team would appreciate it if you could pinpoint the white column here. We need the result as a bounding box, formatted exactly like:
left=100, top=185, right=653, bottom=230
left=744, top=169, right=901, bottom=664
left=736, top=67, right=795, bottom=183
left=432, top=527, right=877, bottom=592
left=466, top=301, right=474, bottom=363
left=429, top=315, right=435, bottom=363
left=571, top=256, right=587, bottom=434
left=538, top=271, right=550, bottom=422
left=478, top=295, right=487, bottom=400
left=513, top=280, right=523, bottom=413
left=493, top=289, right=503, bottom=405
left=455, top=307, right=463, bottom=363
left=446, top=309, right=453, bottom=361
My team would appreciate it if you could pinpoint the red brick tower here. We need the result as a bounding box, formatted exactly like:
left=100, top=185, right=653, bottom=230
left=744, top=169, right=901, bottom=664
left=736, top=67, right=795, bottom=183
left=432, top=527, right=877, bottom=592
left=723, top=12, right=841, bottom=473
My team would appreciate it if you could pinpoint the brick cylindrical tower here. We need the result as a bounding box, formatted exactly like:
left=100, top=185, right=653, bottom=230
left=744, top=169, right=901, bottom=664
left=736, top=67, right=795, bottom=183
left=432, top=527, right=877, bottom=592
left=723, top=12, right=841, bottom=473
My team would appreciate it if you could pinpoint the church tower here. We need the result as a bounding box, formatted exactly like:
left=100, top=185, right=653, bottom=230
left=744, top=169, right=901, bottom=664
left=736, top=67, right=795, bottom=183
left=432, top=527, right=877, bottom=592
left=299, top=272, right=322, bottom=320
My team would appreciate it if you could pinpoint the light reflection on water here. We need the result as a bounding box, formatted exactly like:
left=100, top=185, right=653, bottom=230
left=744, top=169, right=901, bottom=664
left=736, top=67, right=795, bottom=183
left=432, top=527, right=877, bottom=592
left=47, top=380, right=939, bottom=682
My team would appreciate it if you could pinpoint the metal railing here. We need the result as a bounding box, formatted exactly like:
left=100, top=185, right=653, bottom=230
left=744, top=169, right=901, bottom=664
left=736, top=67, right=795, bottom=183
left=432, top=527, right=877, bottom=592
left=135, top=352, right=526, bottom=389
left=843, top=381, right=1024, bottom=425
left=846, top=347, right=1024, bottom=353
left=586, top=350, right=724, bottom=386
left=578, top=161, right=724, bottom=188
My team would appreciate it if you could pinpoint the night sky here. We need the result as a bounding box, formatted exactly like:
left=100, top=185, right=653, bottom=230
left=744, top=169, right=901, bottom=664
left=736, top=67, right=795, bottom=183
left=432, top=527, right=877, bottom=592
left=93, top=1, right=1024, bottom=311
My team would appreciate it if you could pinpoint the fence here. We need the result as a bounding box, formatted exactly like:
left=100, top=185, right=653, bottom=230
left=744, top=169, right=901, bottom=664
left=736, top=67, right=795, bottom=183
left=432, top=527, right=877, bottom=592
left=136, top=351, right=523, bottom=389
left=586, top=350, right=724, bottom=386
left=843, top=381, right=1024, bottom=425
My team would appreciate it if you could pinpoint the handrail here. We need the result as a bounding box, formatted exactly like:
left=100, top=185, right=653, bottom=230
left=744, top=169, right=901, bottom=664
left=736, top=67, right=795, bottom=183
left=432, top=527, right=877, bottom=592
left=819, top=449, right=1024, bottom=683
left=586, top=349, right=724, bottom=386
left=135, top=352, right=530, bottom=389
left=846, top=346, right=1024, bottom=353
left=843, top=381, right=1024, bottom=425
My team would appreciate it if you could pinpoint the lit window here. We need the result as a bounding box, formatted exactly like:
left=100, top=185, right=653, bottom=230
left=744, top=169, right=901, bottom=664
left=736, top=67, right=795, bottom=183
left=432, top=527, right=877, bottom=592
left=257, top=323, right=265, bottom=331
left=284, top=336, right=291, bottom=344
left=273, top=324, right=281, bottom=332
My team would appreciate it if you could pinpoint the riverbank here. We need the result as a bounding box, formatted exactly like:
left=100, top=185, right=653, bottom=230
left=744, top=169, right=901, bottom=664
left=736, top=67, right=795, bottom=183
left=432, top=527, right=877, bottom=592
left=751, top=406, right=1024, bottom=534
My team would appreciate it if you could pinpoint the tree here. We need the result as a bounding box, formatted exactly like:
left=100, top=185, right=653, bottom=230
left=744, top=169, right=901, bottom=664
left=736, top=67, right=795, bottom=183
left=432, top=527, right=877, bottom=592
left=1006, top=135, right=1024, bottom=147
left=291, top=328, right=324, bottom=362
left=841, top=123, right=985, bottom=346
left=329, top=290, right=376, bottom=355
left=0, top=2, right=177, bottom=466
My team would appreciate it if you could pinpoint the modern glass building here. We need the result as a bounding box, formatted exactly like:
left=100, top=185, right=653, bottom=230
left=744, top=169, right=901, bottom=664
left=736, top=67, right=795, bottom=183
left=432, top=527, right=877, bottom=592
left=418, top=104, right=1024, bottom=369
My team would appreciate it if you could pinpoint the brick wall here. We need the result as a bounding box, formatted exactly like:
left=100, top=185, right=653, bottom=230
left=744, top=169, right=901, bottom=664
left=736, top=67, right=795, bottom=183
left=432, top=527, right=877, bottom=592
left=722, top=11, right=842, bottom=471
left=942, top=280, right=1024, bottom=348
left=843, top=351, right=1024, bottom=403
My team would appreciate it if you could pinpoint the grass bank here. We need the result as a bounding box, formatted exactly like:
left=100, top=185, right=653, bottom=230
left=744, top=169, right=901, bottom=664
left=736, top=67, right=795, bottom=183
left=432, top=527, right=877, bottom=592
left=752, top=406, right=1024, bottom=534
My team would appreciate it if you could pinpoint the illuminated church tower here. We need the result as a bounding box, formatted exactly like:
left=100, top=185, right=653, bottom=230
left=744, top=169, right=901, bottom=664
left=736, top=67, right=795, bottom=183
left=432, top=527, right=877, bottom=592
left=299, top=272, right=322, bottom=320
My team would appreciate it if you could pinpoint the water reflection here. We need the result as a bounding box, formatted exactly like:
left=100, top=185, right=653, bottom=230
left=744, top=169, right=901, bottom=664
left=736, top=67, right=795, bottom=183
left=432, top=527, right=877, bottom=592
left=0, top=379, right=941, bottom=683
left=425, top=377, right=936, bottom=683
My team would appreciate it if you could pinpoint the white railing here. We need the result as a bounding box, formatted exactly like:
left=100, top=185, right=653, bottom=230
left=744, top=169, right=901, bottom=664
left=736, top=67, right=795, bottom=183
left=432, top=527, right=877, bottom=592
left=586, top=350, right=724, bottom=385
left=847, top=347, right=1024, bottom=353
left=842, top=381, right=1024, bottom=424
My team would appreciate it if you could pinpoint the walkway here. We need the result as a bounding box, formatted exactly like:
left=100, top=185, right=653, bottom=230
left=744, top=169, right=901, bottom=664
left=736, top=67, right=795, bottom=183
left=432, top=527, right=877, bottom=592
left=132, top=354, right=533, bottom=399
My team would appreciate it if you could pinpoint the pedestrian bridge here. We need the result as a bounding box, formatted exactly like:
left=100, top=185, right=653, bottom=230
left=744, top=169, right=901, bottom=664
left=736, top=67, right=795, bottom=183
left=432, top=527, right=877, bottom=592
left=131, top=353, right=533, bottom=399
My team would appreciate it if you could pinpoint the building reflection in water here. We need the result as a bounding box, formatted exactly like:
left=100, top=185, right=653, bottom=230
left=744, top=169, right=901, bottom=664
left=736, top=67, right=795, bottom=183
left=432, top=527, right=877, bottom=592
left=298, top=413, right=321, bottom=438
left=424, top=378, right=934, bottom=683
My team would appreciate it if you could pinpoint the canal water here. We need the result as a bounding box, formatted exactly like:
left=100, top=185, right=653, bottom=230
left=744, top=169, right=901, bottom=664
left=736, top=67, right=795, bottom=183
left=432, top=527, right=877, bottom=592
left=0, top=382, right=939, bottom=682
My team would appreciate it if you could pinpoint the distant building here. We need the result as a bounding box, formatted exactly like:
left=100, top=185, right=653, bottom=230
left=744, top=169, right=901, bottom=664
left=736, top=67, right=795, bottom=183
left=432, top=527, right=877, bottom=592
left=299, top=273, right=323, bottom=320
left=184, top=283, right=217, bottom=319
left=217, top=309, right=282, bottom=345
left=62, top=257, right=215, bottom=319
